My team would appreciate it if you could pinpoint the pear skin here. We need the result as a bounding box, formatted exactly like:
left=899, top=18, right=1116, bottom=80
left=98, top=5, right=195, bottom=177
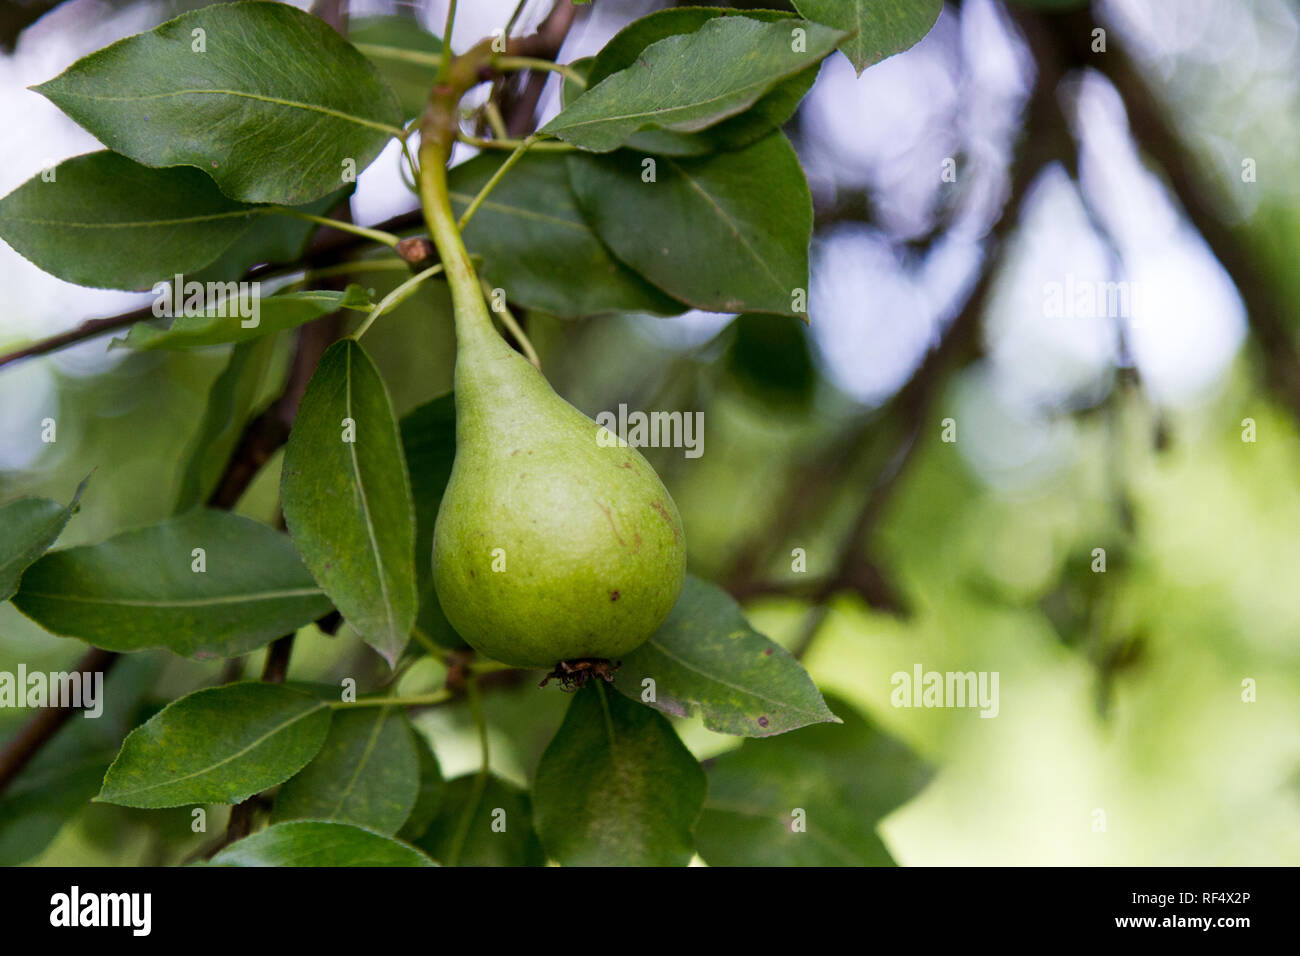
left=431, top=311, right=686, bottom=669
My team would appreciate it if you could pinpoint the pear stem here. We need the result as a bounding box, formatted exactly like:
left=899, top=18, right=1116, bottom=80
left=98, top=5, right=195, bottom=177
left=418, top=150, right=503, bottom=352
left=417, top=40, right=521, bottom=357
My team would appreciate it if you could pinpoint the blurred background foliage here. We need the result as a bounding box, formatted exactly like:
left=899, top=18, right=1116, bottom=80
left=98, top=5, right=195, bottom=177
left=2, top=0, right=1299, bottom=865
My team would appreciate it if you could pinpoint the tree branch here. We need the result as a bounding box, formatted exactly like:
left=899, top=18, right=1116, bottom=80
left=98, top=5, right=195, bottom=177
left=502, top=1, right=579, bottom=137
left=0, top=0, right=584, bottom=809
left=0, top=295, right=339, bottom=799
left=729, top=2, right=1075, bottom=624
left=0, top=648, right=118, bottom=794
left=1039, top=7, right=1300, bottom=422
left=0, top=208, right=423, bottom=372
left=0, top=1, right=584, bottom=374
left=220, top=632, right=295, bottom=844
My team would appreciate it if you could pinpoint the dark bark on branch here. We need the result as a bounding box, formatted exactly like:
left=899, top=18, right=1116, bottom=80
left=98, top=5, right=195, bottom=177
left=0, top=4, right=585, bottom=373
left=0, top=285, right=343, bottom=800
left=1039, top=8, right=1300, bottom=423
left=729, top=3, right=1077, bottom=621
left=0, top=0, right=580, bottom=821
left=501, top=1, right=579, bottom=136
left=0, top=208, right=424, bottom=372
left=217, top=0, right=351, bottom=851
left=220, top=632, right=296, bottom=844
left=0, top=648, right=118, bottom=794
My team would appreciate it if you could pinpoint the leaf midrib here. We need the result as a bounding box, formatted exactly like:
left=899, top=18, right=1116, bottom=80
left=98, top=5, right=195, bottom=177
left=645, top=637, right=828, bottom=720
left=594, top=683, right=637, bottom=849
left=328, top=708, right=390, bottom=820
left=664, top=156, right=790, bottom=299
left=0, top=210, right=256, bottom=230
left=48, top=87, right=404, bottom=137
left=18, top=586, right=325, bottom=608
left=345, top=345, right=399, bottom=648
left=106, top=702, right=328, bottom=800
left=551, top=23, right=831, bottom=138
left=447, top=190, right=585, bottom=234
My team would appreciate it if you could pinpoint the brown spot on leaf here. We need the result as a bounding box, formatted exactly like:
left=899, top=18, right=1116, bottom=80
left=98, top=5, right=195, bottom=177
left=764, top=647, right=773, bottom=656
left=610, top=590, right=620, bottom=601
left=758, top=716, right=769, bottom=729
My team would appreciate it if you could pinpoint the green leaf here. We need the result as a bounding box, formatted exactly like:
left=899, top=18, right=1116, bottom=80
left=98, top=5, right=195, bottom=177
left=110, top=286, right=372, bottom=351
left=271, top=707, right=419, bottom=834
left=34, top=2, right=404, bottom=205
left=694, top=696, right=932, bottom=866
left=587, top=9, right=788, bottom=86
left=568, top=132, right=812, bottom=315
left=174, top=337, right=279, bottom=513
left=542, top=16, right=843, bottom=152
left=211, top=820, right=435, bottom=866
left=281, top=340, right=417, bottom=666
left=0, top=154, right=355, bottom=291
left=584, top=8, right=821, bottom=156
left=348, top=15, right=443, bottom=120
left=193, top=186, right=355, bottom=283
left=0, top=748, right=114, bottom=863
left=0, top=654, right=160, bottom=864
left=725, top=312, right=817, bottom=410
left=12, top=510, right=333, bottom=658
left=97, top=683, right=332, bottom=808
left=614, top=576, right=838, bottom=737
left=533, top=682, right=707, bottom=866
left=561, top=56, right=594, bottom=108
left=0, top=151, right=260, bottom=290
left=793, top=0, right=943, bottom=74
left=0, top=476, right=88, bottom=602
left=397, top=732, right=446, bottom=842
left=399, top=393, right=464, bottom=650
left=416, top=774, right=544, bottom=866
left=450, top=151, right=682, bottom=318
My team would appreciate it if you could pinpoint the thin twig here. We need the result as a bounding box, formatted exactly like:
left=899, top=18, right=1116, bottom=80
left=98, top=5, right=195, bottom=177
left=0, top=208, right=425, bottom=371
left=0, top=648, right=118, bottom=794
left=0, top=0, right=583, bottom=808
left=1040, top=6, right=1300, bottom=424
left=730, top=4, right=1074, bottom=633
left=503, top=1, right=578, bottom=137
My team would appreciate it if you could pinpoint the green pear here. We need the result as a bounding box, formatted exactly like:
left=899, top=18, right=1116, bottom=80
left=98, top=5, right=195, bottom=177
left=431, top=297, right=687, bottom=669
